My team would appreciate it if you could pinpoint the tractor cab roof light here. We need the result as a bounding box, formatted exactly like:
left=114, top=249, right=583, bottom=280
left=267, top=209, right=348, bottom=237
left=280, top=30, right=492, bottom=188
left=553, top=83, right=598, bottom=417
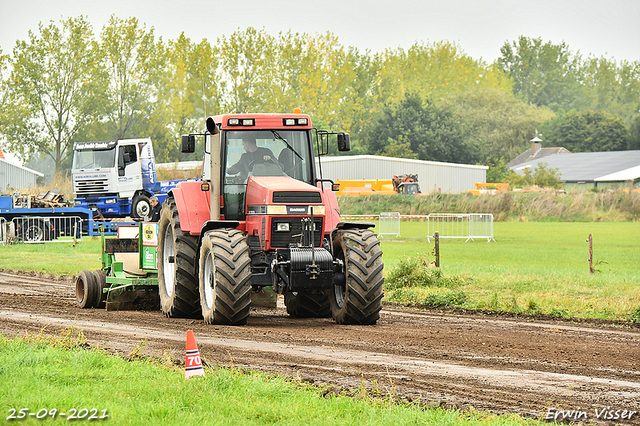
left=227, top=118, right=255, bottom=126
left=283, top=117, right=308, bottom=126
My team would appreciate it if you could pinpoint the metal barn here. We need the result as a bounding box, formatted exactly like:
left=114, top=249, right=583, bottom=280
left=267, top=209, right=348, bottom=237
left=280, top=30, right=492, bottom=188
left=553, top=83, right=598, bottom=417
left=316, top=155, right=487, bottom=194
left=0, top=158, right=44, bottom=193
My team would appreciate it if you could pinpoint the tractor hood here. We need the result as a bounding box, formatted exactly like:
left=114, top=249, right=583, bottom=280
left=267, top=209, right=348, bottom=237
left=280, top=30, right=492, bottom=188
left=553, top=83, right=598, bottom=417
left=245, top=176, right=324, bottom=210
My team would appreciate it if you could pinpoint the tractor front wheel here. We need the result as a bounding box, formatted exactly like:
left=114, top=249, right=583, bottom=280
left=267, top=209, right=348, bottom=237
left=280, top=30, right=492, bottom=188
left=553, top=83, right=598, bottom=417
left=157, top=198, right=201, bottom=318
left=329, top=228, right=384, bottom=325
left=199, top=228, right=252, bottom=325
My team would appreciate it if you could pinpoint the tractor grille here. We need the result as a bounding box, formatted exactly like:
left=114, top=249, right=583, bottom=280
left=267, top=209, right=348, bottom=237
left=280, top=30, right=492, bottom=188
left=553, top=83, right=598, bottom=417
left=271, top=217, right=323, bottom=248
left=272, top=191, right=322, bottom=204
left=75, top=179, right=109, bottom=195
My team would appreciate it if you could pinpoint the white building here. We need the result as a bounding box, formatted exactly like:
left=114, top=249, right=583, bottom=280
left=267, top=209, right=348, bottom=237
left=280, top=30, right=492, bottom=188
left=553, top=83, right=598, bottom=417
left=316, top=155, right=487, bottom=193
left=0, top=146, right=44, bottom=192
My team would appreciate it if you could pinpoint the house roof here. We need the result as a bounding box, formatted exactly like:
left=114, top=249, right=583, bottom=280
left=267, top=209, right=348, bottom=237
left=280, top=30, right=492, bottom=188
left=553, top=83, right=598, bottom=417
left=506, top=146, right=570, bottom=168
left=510, top=150, right=640, bottom=182
left=0, top=157, right=44, bottom=177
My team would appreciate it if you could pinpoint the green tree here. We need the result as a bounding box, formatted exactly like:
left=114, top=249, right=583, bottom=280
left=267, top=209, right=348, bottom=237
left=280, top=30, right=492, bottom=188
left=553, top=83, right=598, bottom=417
left=544, top=109, right=629, bottom=152
left=581, top=56, right=640, bottom=124
left=442, top=87, right=554, bottom=162
left=498, top=36, right=584, bottom=111
left=379, top=136, right=418, bottom=159
left=99, top=16, right=159, bottom=140
left=363, top=92, right=476, bottom=163
left=506, top=162, right=562, bottom=189
left=629, top=115, right=640, bottom=150
left=152, top=34, right=221, bottom=162
left=0, top=17, right=102, bottom=175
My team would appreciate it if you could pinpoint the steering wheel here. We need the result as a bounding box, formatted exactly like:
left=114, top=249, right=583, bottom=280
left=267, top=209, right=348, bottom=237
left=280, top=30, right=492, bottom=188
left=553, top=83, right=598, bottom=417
left=247, top=156, right=278, bottom=171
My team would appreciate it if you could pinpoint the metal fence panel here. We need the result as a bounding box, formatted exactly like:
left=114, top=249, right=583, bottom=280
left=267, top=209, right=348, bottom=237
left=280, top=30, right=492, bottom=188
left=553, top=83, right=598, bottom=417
left=0, top=218, right=6, bottom=245
left=12, top=216, right=83, bottom=243
left=378, top=212, right=401, bottom=238
left=427, top=213, right=494, bottom=242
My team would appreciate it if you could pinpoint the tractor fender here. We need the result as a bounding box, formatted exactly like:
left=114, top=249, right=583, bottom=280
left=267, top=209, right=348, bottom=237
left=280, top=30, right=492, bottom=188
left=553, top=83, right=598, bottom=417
left=169, top=181, right=211, bottom=235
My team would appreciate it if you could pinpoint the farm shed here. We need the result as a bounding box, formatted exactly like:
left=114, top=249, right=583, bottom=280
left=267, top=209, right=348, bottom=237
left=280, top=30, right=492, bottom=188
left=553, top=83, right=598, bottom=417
left=316, top=155, right=487, bottom=194
left=0, top=146, right=44, bottom=193
left=510, top=150, right=640, bottom=189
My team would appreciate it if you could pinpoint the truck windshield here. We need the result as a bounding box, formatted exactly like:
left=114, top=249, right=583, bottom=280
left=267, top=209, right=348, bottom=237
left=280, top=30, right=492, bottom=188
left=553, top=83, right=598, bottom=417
left=223, top=129, right=313, bottom=221
left=72, top=148, right=116, bottom=170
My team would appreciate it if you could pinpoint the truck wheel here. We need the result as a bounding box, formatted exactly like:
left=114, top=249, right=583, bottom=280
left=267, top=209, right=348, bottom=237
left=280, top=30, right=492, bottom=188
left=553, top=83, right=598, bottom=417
left=132, top=194, right=151, bottom=219
left=92, top=270, right=107, bottom=309
left=157, top=198, right=201, bottom=318
left=76, top=270, right=97, bottom=309
left=329, top=229, right=384, bottom=325
left=20, top=220, right=48, bottom=242
left=285, top=291, right=331, bottom=318
left=199, top=229, right=252, bottom=325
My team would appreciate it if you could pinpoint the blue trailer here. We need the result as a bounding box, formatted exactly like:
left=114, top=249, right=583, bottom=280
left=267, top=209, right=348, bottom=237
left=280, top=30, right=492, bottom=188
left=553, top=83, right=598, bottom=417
left=0, top=193, right=134, bottom=242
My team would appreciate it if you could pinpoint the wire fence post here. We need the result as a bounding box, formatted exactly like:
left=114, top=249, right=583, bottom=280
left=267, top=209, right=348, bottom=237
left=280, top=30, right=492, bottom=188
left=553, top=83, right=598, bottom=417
left=434, top=231, right=440, bottom=267
left=588, top=233, right=594, bottom=274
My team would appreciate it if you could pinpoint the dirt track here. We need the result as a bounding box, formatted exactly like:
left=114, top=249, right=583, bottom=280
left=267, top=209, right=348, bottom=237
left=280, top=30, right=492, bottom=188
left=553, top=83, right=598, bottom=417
left=1, top=270, right=639, bottom=424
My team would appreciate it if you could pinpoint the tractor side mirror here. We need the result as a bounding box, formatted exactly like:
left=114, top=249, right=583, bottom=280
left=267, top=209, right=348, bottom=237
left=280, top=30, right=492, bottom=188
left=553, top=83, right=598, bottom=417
left=181, top=135, right=195, bottom=153
left=337, top=133, right=351, bottom=152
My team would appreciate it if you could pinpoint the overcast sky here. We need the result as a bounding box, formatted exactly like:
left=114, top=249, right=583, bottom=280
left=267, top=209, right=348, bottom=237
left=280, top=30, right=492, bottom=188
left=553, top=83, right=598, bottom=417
left=1, top=0, right=639, bottom=164
left=1, top=0, right=639, bottom=63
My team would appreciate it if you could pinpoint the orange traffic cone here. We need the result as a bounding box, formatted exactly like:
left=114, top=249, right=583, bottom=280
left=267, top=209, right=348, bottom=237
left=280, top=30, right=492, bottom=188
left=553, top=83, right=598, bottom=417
left=185, top=330, right=205, bottom=379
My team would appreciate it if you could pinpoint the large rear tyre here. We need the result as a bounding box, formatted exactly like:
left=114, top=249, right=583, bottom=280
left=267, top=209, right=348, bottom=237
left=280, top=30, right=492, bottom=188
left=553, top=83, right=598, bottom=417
left=199, top=229, right=252, bottom=325
left=76, top=270, right=98, bottom=309
left=329, top=229, right=384, bottom=325
left=157, top=198, right=201, bottom=318
left=132, top=194, right=151, bottom=219
left=285, top=291, right=331, bottom=318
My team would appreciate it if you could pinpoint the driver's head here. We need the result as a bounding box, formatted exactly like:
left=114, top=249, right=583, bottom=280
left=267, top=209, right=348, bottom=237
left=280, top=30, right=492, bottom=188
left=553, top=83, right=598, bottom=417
left=241, top=136, right=258, bottom=152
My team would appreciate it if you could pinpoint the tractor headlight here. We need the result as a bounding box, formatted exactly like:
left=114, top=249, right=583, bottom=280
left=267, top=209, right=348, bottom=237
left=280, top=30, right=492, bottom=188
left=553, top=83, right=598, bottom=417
left=276, top=223, right=290, bottom=232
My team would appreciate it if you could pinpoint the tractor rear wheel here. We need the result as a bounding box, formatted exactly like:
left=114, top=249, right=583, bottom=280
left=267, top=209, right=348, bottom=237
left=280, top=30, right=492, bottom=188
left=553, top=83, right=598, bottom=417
left=199, top=229, right=252, bottom=325
left=157, top=198, right=201, bottom=318
left=285, top=291, right=331, bottom=318
left=329, top=228, right=384, bottom=325
left=76, top=270, right=97, bottom=309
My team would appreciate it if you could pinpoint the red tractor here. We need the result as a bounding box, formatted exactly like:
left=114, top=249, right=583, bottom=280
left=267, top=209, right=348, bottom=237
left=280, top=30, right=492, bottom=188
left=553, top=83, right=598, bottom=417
left=157, top=113, right=384, bottom=325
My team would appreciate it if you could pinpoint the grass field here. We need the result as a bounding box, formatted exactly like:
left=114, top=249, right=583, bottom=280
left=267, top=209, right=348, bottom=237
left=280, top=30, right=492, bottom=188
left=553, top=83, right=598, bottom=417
left=1, top=222, right=639, bottom=321
left=376, top=221, right=640, bottom=321
left=0, top=331, right=543, bottom=426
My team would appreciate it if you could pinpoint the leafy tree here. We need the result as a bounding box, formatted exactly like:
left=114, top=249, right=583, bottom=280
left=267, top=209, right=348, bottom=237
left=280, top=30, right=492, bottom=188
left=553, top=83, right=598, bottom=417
left=629, top=115, right=640, bottom=150
left=581, top=56, right=640, bottom=123
left=544, top=109, right=629, bottom=152
left=442, top=87, right=554, bottom=162
left=379, top=136, right=418, bottom=159
left=363, top=92, right=476, bottom=163
left=507, top=162, right=562, bottom=189
left=99, top=16, right=159, bottom=140
left=498, top=36, right=584, bottom=111
left=485, top=157, right=510, bottom=183
left=152, top=34, right=221, bottom=163
left=0, top=17, right=102, bottom=175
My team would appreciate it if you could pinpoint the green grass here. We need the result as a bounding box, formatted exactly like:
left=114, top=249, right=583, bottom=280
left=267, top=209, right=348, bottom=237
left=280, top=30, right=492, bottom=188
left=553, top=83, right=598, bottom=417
left=0, top=238, right=102, bottom=276
left=0, top=332, right=541, bottom=426
left=377, top=221, right=640, bottom=321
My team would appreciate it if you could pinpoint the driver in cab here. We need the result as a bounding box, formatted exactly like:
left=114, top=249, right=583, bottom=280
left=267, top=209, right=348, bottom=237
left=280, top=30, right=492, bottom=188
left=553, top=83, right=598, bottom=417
left=226, top=136, right=274, bottom=178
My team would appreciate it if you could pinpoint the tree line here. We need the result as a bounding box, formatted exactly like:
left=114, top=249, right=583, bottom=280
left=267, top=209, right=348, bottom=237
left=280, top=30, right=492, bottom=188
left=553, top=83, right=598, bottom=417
left=0, top=16, right=639, bottom=177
